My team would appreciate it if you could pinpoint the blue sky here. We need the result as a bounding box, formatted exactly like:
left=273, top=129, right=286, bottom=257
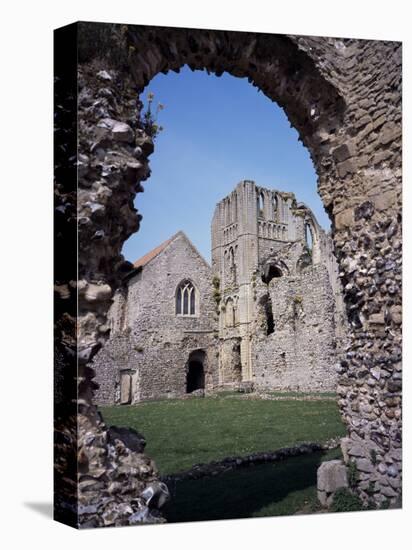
left=122, top=66, right=329, bottom=264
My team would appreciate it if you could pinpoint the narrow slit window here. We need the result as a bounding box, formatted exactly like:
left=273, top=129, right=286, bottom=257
left=183, top=290, right=189, bottom=314
left=257, top=191, right=265, bottom=218
left=273, top=194, right=278, bottom=220
left=305, top=224, right=313, bottom=252
left=176, top=287, right=182, bottom=314
left=190, top=289, right=195, bottom=315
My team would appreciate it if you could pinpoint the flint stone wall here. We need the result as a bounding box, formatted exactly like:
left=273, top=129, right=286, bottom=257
left=219, top=337, right=242, bottom=385
left=253, top=263, right=337, bottom=391
left=93, top=232, right=218, bottom=403
left=69, top=23, right=402, bottom=521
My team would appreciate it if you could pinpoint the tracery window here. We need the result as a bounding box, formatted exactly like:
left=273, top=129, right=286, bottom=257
left=176, top=280, right=196, bottom=315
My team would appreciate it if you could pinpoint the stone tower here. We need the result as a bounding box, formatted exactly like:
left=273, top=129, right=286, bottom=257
left=211, top=180, right=343, bottom=390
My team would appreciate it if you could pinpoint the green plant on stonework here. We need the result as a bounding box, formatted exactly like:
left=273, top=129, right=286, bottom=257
left=212, top=275, right=220, bottom=288
left=292, top=295, right=303, bottom=319
left=347, top=460, right=360, bottom=489
left=365, top=498, right=377, bottom=511
left=330, top=488, right=363, bottom=513
left=380, top=498, right=391, bottom=510
left=365, top=481, right=375, bottom=496
left=213, top=288, right=221, bottom=301
left=141, top=92, right=164, bottom=140
left=78, top=22, right=129, bottom=66
left=292, top=209, right=305, bottom=218
left=212, top=276, right=221, bottom=311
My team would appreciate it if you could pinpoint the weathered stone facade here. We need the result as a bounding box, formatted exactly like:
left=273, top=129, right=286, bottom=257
left=212, top=181, right=344, bottom=391
left=94, top=181, right=342, bottom=403
left=253, top=263, right=338, bottom=391
left=54, top=22, right=402, bottom=526
left=94, top=232, right=218, bottom=404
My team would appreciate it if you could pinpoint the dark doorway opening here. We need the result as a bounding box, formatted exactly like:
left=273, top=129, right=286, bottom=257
left=259, top=293, right=275, bottom=335
left=186, top=350, right=206, bottom=393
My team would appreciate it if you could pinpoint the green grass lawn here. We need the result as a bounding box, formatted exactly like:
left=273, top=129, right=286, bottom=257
left=99, top=395, right=346, bottom=475
left=265, top=390, right=337, bottom=398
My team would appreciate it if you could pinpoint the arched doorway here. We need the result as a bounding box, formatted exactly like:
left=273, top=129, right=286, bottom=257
left=186, top=350, right=206, bottom=393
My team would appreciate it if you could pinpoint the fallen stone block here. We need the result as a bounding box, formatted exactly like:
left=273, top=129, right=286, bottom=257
left=317, top=459, right=348, bottom=508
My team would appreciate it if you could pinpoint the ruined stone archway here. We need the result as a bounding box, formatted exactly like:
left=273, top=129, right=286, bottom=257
left=262, top=264, right=284, bottom=284
left=55, top=23, right=402, bottom=527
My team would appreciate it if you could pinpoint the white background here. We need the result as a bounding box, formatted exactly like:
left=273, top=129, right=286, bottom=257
left=0, top=1, right=409, bottom=548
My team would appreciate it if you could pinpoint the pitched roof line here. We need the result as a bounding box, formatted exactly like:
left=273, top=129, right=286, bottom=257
left=131, top=230, right=210, bottom=275
left=132, top=233, right=177, bottom=269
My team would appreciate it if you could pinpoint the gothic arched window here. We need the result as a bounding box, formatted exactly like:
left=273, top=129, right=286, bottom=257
left=176, top=280, right=196, bottom=316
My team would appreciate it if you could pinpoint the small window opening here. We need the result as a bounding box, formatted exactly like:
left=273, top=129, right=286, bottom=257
left=260, top=293, right=275, bottom=335
left=257, top=192, right=265, bottom=218
left=305, top=224, right=313, bottom=252
left=261, top=265, right=282, bottom=284
left=273, top=195, right=278, bottom=220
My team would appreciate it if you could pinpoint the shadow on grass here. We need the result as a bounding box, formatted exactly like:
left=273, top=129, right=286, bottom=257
left=164, top=450, right=334, bottom=523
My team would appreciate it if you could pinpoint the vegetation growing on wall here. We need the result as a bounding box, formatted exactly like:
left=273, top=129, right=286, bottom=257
left=347, top=460, right=360, bottom=489
left=212, top=276, right=221, bottom=313
left=141, top=92, right=164, bottom=140
left=330, top=487, right=363, bottom=513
